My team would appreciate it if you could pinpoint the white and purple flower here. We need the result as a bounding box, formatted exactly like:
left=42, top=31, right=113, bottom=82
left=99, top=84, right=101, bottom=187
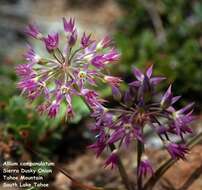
left=17, top=18, right=120, bottom=119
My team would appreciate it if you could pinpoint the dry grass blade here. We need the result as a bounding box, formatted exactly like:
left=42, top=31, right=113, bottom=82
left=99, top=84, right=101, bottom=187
left=177, top=164, right=202, bottom=190
left=143, top=132, right=202, bottom=190
left=160, top=178, right=176, bottom=190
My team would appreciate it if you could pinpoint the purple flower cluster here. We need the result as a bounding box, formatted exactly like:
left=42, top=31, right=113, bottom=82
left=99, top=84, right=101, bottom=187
left=18, top=18, right=196, bottom=180
left=17, top=18, right=120, bottom=118
left=138, top=156, right=153, bottom=177
left=89, top=65, right=195, bottom=176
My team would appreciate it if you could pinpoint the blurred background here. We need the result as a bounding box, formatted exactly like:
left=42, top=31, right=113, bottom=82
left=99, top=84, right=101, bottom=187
left=0, top=0, right=202, bottom=190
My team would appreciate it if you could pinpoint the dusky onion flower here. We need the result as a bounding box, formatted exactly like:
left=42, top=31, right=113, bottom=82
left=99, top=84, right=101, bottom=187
left=89, top=65, right=195, bottom=177
left=16, top=18, right=120, bottom=118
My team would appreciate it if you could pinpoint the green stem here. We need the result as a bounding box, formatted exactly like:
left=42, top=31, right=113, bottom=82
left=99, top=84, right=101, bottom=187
left=79, top=95, right=132, bottom=190
left=109, top=144, right=133, bottom=190
left=53, top=48, right=65, bottom=64
left=69, top=47, right=83, bottom=63
left=137, top=139, right=144, bottom=190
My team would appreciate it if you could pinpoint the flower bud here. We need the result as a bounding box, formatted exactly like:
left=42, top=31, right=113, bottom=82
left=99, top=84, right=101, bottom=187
left=161, top=85, right=173, bottom=109
left=43, top=33, right=59, bottom=52
left=112, top=86, right=122, bottom=101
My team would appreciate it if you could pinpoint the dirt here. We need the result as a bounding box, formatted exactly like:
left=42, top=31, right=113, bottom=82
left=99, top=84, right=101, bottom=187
left=52, top=143, right=202, bottom=190
left=162, top=145, right=202, bottom=190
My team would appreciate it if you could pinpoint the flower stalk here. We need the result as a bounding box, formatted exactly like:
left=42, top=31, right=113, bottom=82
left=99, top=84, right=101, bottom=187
left=109, top=144, right=133, bottom=190
left=81, top=95, right=133, bottom=190
left=137, top=139, right=144, bottom=190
